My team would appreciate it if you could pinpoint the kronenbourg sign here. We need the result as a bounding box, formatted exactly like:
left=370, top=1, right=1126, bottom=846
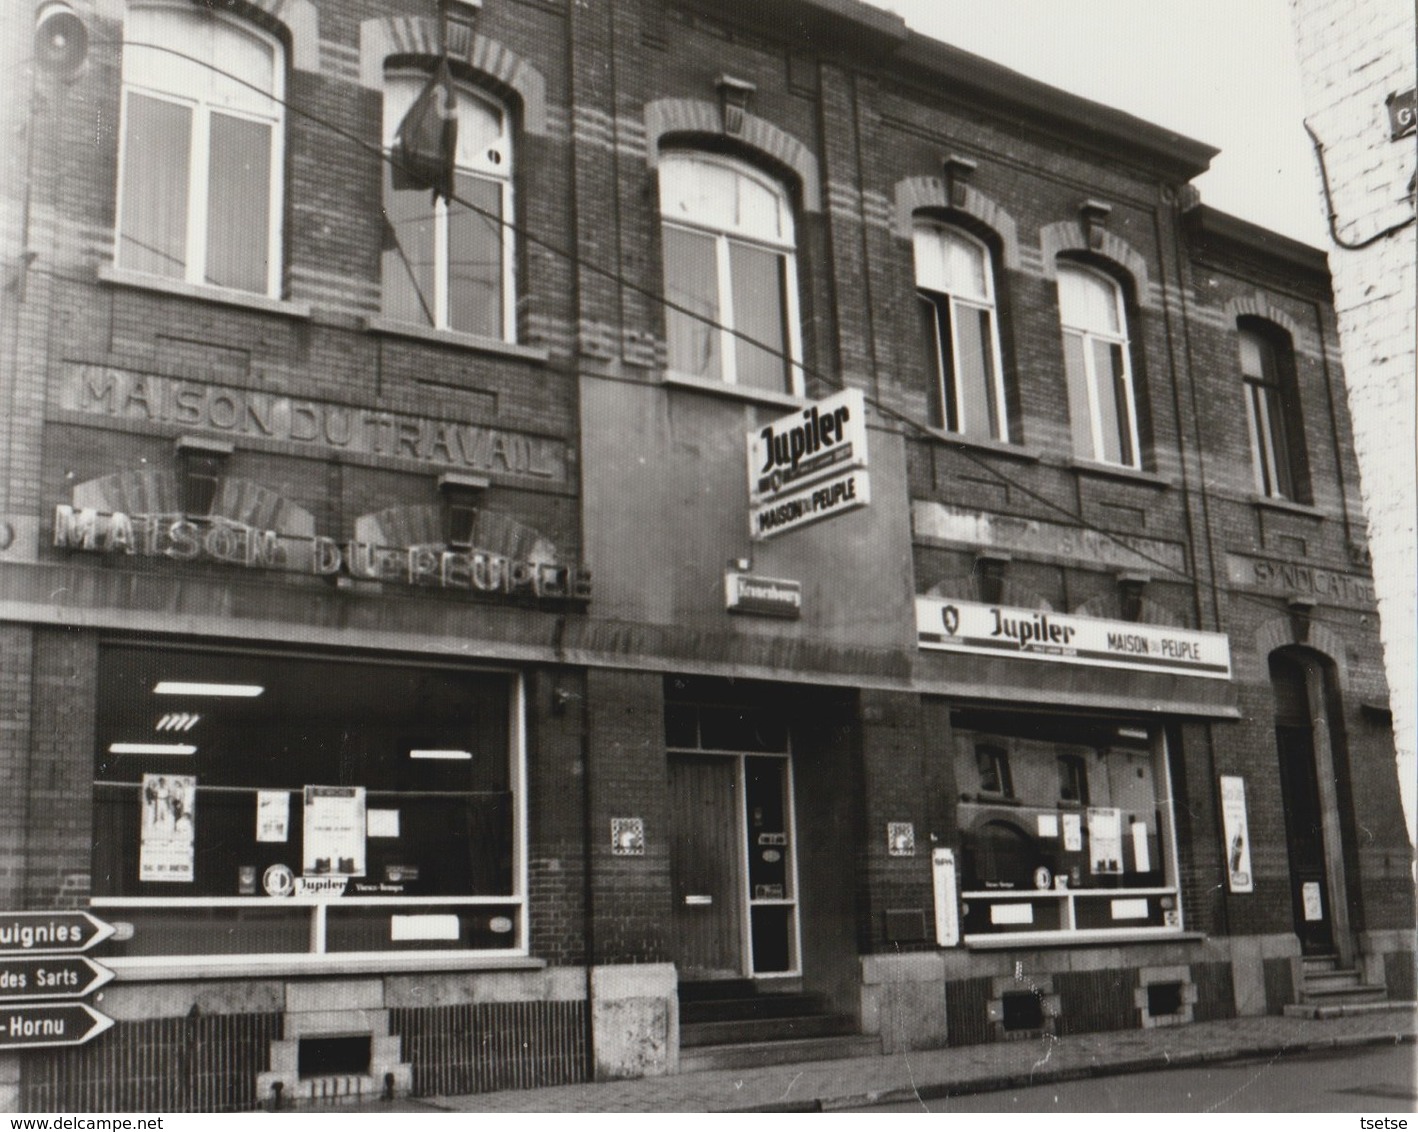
left=747, top=388, right=869, bottom=539
left=916, top=596, right=1232, bottom=680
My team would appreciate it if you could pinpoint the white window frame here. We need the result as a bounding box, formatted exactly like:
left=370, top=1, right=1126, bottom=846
left=658, top=152, right=804, bottom=396
left=1240, top=325, right=1297, bottom=500
left=381, top=71, right=516, bottom=341
left=914, top=223, right=1009, bottom=441
left=115, top=2, right=285, bottom=299
left=1057, top=262, right=1141, bottom=469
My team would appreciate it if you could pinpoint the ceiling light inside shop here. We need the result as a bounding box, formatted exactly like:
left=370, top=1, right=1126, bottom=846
left=153, top=682, right=264, bottom=697
left=1116, top=727, right=1149, bottom=740
left=109, top=742, right=197, bottom=755
left=409, top=749, right=473, bottom=760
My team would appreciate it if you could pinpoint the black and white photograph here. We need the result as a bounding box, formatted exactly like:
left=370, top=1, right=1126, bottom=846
left=0, top=0, right=1413, bottom=1119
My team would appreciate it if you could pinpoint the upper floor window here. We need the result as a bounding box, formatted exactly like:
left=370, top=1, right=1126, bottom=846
left=1239, top=322, right=1307, bottom=501
left=659, top=153, right=802, bottom=395
left=117, top=4, right=284, bottom=296
left=382, top=72, right=514, bottom=340
left=1057, top=262, right=1139, bottom=468
left=914, top=223, right=1008, bottom=440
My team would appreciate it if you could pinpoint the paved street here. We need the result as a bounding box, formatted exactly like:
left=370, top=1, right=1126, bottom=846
left=854, top=1041, right=1418, bottom=1112
left=313, top=1007, right=1416, bottom=1113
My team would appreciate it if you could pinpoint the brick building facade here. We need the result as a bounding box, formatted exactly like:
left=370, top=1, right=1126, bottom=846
left=0, top=0, right=1411, bottom=1111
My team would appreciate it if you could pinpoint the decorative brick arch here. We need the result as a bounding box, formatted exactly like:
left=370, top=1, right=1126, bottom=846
left=643, top=99, right=822, bottom=213
left=99, top=0, right=320, bottom=71
left=892, top=176, right=1020, bottom=269
left=1223, top=293, right=1303, bottom=341
left=1253, top=615, right=1350, bottom=691
left=1038, top=220, right=1153, bottom=308
left=359, top=18, right=548, bottom=136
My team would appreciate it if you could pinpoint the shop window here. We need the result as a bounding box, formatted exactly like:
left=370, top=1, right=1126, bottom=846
left=91, top=644, right=525, bottom=963
left=1057, top=261, right=1140, bottom=468
left=951, top=707, right=1180, bottom=943
left=382, top=71, right=514, bottom=341
left=914, top=223, right=1009, bottom=440
left=1239, top=320, right=1310, bottom=503
left=658, top=152, right=803, bottom=394
left=116, top=4, right=284, bottom=297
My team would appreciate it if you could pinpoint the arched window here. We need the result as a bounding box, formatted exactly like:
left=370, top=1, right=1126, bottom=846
left=1057, top=262, right=1139, bottom=468
left=1240, top=322, right=1308, bottom=502
left=382, top=72, right=514, bottom=340
left=117, top=4, right=285, bottom=296
left=658, top=153, right=802, bottom=394
left=914, top=223, right=1008, bottom=440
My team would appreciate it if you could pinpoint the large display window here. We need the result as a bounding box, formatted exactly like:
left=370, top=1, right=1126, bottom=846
left=91, top=644, right=525, bottom=965
left=950, top=707, right=1183, bottom=944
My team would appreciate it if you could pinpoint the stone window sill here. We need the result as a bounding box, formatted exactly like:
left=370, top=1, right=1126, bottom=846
left=1070, top=459, right=1172, bottom=489
left=663, top=370, right=804, bottom=410
left=364, top=316, right=550, bottom=363
left=1251, top=495, right=1324, bottom=520
left=98, top=265, right=313, bottom=319
left=925, top=429, right=1042, bottom=463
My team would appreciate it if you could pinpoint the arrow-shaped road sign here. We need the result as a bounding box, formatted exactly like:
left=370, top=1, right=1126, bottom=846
left=0, top=912, right=115, bottom=955
left=0, top=956, right=115, bottom=1002
left=0, top=1003, right=115, bottom=1049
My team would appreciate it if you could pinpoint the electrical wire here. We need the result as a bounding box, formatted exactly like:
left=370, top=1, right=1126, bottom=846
left=19, top=39, right=1379, bottom=637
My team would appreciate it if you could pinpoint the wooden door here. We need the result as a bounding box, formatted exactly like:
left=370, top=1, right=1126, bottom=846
left=668, top=754, right=744, bottom=979
left=1276, top=722, right=1335, bottom=955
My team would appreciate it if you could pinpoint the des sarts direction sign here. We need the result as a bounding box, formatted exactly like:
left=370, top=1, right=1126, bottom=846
left=747, top=388, right=869, bottom=539
left=0, top=956, right=115, bottom=1002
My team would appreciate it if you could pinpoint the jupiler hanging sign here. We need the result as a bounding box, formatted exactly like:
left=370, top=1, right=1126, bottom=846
left=747, top=388, right=870, bottom=539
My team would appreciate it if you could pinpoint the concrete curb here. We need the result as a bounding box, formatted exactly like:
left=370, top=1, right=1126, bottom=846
left=743, top=1029, right=1417, bottom=1113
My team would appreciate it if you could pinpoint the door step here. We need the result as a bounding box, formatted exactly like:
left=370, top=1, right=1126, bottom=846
left=1290, top=959, right=1390, bottom=1015
left=1284, top=998, right=1410, bottom=1019
left=680, top=1034, right=882, bottom=1073
left=681, top=1012, right=859, bottom=1048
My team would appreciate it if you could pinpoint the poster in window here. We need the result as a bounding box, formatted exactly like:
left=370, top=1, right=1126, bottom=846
left=256, top=790, right=290, bottom=843
left=1218, top=775, right=1253, bottom=893
left=1088, top=807, right=1123, bottom=875
left=1062, top=812, right=1082, bottom=852
left=140, top=773, right=196, bottom=883
left=302, top=786, right=366, bottom=878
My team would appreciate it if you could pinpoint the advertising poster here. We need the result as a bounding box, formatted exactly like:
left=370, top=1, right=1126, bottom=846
left=302, top=786, right=366, bottom=878
left=256, top=790, right=290, bottom=843
left=1088, top=807, right=1123, bottom=875
left=1219, top=775, right=1254, bottom=893
left=1062, top=812, right=1082, bottom=852
left=139, top=773, right=196, bottom=883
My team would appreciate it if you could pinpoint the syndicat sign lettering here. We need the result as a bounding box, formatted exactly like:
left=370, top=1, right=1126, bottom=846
left=916, top=596, right=1231, bottom=679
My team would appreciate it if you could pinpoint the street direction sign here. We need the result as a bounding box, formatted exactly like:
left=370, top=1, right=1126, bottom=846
left=0, top=1003, right=115, bottom=1049
left=0, top=956, right=115, bottom=1002
left=0, top=911, right=115, bottom=955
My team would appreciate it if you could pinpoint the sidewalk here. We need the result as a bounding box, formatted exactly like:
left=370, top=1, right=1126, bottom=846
left=320, top=1005, right=1416, bottom=1113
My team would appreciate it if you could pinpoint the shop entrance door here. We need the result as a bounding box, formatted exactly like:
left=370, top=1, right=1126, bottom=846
left=1275, top=722, right=1334, bottom=955
left=1271, top=650, right=1351, bottom=962
left=669, top=755, right=744, bottom=979
left=668, top=752, right=800, bottom=980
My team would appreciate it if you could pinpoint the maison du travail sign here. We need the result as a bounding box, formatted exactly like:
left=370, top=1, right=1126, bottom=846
left=59, top=364, right=569, bottom=485
left=916, top=595, right=1232, bottom=680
